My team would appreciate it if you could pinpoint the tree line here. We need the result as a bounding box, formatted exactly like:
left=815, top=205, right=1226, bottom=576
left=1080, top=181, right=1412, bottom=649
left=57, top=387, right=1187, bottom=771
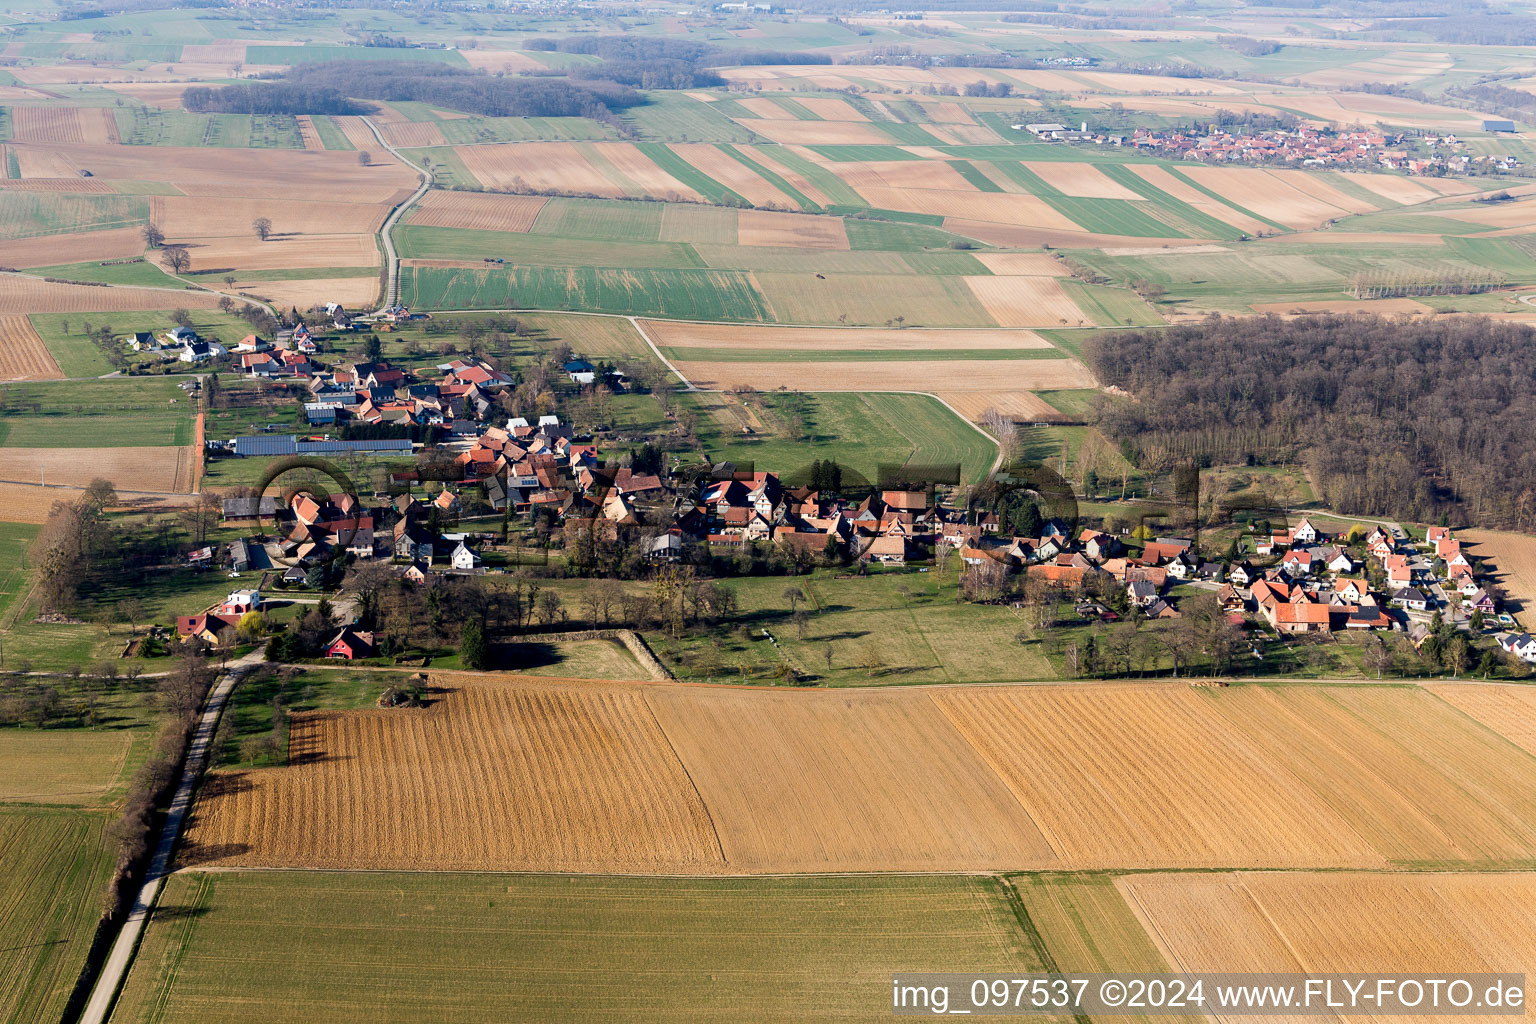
left=190, top=61, right=642, bottom=118
left=183, top=82, right=371, bottom=116
left=1083, top=314, right=1536, bottom=531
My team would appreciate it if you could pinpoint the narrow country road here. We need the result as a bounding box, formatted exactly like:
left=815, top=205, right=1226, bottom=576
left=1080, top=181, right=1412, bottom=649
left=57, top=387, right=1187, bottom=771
left=78, top=646, right=267, bottom=1024
left=360, top=115, right=433, bottom=313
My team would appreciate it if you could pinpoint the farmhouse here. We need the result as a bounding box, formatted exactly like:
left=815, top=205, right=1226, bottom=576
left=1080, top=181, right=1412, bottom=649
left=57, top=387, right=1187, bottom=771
left=325, top=627, right=377, bottom=660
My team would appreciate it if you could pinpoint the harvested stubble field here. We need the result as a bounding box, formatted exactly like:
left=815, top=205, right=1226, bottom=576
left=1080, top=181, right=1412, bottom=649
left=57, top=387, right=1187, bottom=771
left=112, top=871, right=1046, bottom=1024
left=639, top=319, right=1055, bottom=352
left=672, top=355, right=1095, bottom=393
left=0, top=446, right=195, bottom=492
left=407, top=189, right=548, bottom=232
left=0, top=315, right=63, bottom=380
left=183, top=680, right=1536, bottom=875
left=0, top=273, right=221, bottom=314
left=1122, top=872, right=1536, bottom=1013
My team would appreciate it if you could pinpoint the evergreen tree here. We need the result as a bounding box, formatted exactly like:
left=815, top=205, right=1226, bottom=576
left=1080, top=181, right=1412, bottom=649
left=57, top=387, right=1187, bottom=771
left=462, top=619, right=490, bottom=670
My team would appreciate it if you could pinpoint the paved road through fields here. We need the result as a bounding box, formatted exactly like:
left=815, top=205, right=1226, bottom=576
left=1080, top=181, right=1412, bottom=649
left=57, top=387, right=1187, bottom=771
left=78, top=646, right=267, bottom=1024
left=361, top=115, right=434, bottom=313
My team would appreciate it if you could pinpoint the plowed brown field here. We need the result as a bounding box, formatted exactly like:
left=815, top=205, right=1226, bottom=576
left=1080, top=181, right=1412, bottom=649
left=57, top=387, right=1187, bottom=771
left=1181, top=166, right=1356, bottom=230
left=646, top=686, right=1057, bottom=872
left=8, top=141, right=415, bottom=191
left=185, top=680, right=726, bottom=872
left=0, top=481, right=81, bottom=522
left=965, top=275, right=1089, bottom=327
left=641, top=319, right=1053, bottom=351
left=671, top=144, right=795, bottom=209
left=0, top=227, right=144, bottom=268
left=0, top=446, right=194, bottom=493
left=1461, top=529, right=1536, bottom=628
left=931, top=683, right=1536, bottom=869
left=380, top=120, right=446, bottom=149
left=0, top=274, right=220, bottom=314
left=12, top=106, right=90, bottom=144
left=1428, top=685, right=1536, bottom=759
left=736, top=208, right=848, bottom=248
left=1024, top=162, right=1145, bottom=201
left=173, top=233, right=380, bottom=271
left=1123, top=872, right=1536, bottom=1019
left=672, top=356, right=1095, bottom=393
left=935, top=390, right=1065, bottom=423
left=232, top=275, right=378, bottom=311
left=0, top=316, right=62, bottom=380
left=149, top=195, right=386, bottom=238
left=293, top=115, right=324, bottom=152
left=330, top=116, right=379, bottom=151
left=745, top=147, right=832, bottom=206
left=180, top=679, right=1536, bottom=875
left=408, top=189, right=548, bottom=232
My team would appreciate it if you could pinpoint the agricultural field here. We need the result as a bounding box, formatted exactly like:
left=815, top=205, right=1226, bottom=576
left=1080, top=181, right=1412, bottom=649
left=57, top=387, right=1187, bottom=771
left=0, top=314, right=62, bottom=380
left=1121, top=872, right=1536, bottom=984
left=181, top=679, right=1536, bottom=875
left=0, top=809, right=117, bottom=1024
left=1461, top=528, right=1536, bottom=629
left=6, top=10, right=1536, bottom=1019
left=110, top=871, right=1047, bottom=1024
left=0, top=377, right=194, bottom=448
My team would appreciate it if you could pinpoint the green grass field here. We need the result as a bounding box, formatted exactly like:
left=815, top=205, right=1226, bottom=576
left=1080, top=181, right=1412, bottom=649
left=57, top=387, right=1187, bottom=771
left=29, top=309, right=271, bottom=378
left=0, top=521, right=38, bottom=623
left=0, top=809, right=116, bottom=1024
left=29, top=259, right=172, bottom=289
left=0, top=377, right=193, bottom=446
left=0, top=193, right=148, bottom=241
left=688, top=390, right=997, bottom=487
left=311, top=115, right=355, bottom=151
left=626, top=90, right=758, bottom=143
left=115, top=107, right=305, bottom=149
left=399, top=225, right=703, bottom=269
left=433, top=115, right=618, bottom=146
left=647, top=566, right=1053, bottom=685
left=111, top=871, right=1045, bottom=1024
left=402, top=264, right=772, bottom=320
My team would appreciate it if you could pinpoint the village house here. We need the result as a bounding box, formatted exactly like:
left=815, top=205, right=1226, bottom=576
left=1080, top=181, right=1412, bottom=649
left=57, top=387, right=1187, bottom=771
left=325, top=627, right=377, bottom=660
